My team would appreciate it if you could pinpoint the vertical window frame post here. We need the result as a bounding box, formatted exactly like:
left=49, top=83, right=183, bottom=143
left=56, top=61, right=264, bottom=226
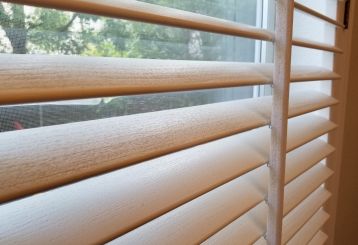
left=266, top=0, right=294, bottom=244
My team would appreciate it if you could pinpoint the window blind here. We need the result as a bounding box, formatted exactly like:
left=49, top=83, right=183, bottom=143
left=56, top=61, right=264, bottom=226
left=0, top=0, right=345, bottom=244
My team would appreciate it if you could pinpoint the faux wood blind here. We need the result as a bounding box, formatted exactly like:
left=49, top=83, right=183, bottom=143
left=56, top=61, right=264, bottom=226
left=0, top=0, right=345, bottom=244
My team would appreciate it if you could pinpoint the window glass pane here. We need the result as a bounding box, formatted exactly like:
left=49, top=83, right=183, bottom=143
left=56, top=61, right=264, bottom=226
left=0, top=1, right=260, bottom=132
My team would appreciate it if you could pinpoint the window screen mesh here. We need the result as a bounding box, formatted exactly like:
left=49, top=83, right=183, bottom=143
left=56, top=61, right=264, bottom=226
left=0, top=0, right=260, bottom=132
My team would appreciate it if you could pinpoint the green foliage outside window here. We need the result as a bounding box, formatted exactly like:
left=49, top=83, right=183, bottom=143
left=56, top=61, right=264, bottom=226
left=0, top=0, right=257, bottom=132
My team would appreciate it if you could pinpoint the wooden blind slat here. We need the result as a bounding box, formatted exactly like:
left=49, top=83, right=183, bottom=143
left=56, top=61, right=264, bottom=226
left=0, top=90, right=337, bottom=203
left=0, top=54, right=340, bottom=105
left=284, top=164, right=333, bottom=214
left=287, top=209, right=330, bottom=245
left=110, top=162, right=332, bottom=245
left=203, top=187, right=330, bottom=245
left=0, top=115, right=336, bottom=245
left=3, top=0, right=274, bottom=41
left=307, top=231, right=329, bottom=245
left=292, top=37, right=343, bottom=53
left=0, top=2, right=342, bottom=56
left=294, top=2, right=345, bottom=28
left=282, top=188, right=331, bottom=243
left=218, top=162, right=332, bottom=245
left=285, top=140, right=334, bottom=184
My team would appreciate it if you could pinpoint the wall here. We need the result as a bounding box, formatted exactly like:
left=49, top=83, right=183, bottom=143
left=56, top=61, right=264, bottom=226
left=334, top=1, right=358, bottom=244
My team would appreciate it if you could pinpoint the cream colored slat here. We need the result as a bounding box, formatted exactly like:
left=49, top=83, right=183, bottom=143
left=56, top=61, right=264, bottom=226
left=110, top=154, right=334, bottom=245
left=290, top=65, right=340, bottom=82
left=282, top=188, right=331, bottom=243
left=294, top=2, right=345, bottom=28
left=1, top=160, right=268, bottom=245
left=285, top=140, right=335, bottom=184
left=4, top=0, right=273, bottom=41
left=203, top=201, right=267, bottom=245
left=287, top=209, right=330, bottom=245
left=249, top=187, right=331, bottom=245
left=254, top=237, right=266, bottom=245
left=0, top=54, right=340, bottom=105
left=307, top=231, right=328, bottom=245
left=284, top=163, right=333, bottom=214
left=111, top=166, right=267, bottom=245
left=292, top=37, right=343, bottom=53
left=0, top=90, right=337, bottom=202
left=202, top=140, right=334, bottom=245
left=0, top=115, right=335, bottom=245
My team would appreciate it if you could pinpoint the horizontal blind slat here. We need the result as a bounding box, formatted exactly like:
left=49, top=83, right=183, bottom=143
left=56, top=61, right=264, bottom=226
left=285, top=140, right=335, bottom=184
left=202, top=202, right=267, bottom=245
left=112, top=159, right=332, bottom=244
left=292, top=37, right=343, bottom=53
left=307, top=231, right=329, bottom=245
left=0, top=54, right=340, bottom=104
left=0, top=116, right=335, bottom=245
left=3, top=0, right=273, bottom=41
left=287, top=209, right=330, bottom=245
left=202, top=148, right=333, bottom=245
left=0, top=90, right=337, bottom=202
left=294, top=2, right=345, bottom=28
left=284, top=163, right=333, bottom=214
left=2, top=2, right=341, bottom=55
left=203, top=187, right=329, bottom=245
left=282, top=188, right=331, bottom=243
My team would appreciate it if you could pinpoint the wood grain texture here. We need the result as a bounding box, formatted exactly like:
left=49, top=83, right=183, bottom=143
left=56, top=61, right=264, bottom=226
left=0, top=54, right=340, bottom=104
left=282, top=188, right=331, bottom=243
left=292, top=37, right=343, bottom=53
left=308, top=231, right=328, bottom=245
left=294, top=2, right=345, bottom=28
left=287, top=209, right=330, bottom=245
left=202, top=138, right=333, bottom=245
left=3, top=0, right=274, bottom=41
left=112, top=162, right=333, bottom=245
left=0, top=90, right=338, bottom=203
left=0, top=115, right=336, bottom=245
left=267, top=0, right=294, bottom=244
